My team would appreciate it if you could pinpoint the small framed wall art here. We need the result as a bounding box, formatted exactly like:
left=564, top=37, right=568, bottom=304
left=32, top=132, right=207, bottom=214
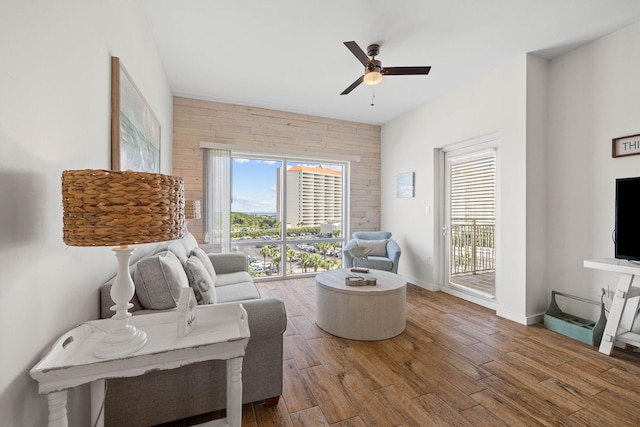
left=396, top=172, right=415, bottom=198
left=612, top=133, right=640, bottom=158
left=111, top=56, right=161, bottom=172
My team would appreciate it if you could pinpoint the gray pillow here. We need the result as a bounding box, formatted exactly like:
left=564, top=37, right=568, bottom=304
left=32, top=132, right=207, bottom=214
left=153, top=240, right=188, bottom=265
left=355, top=239, right=388, bottom=257
left=190, top=247, right=217, bottom=284
left=180, top=232, right=199, bottom=254
left=133, top=251, right=189, bottom=309
left=184, top=255, right=217, bottom=304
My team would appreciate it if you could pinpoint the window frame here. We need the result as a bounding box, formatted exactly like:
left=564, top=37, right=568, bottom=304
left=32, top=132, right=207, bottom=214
left=201, top=142, right=354, bottom=280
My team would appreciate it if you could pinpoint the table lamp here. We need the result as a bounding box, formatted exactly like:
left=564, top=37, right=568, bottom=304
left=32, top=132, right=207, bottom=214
left=62, top=169, right=184, bottom=358
left=184, top=199, right=201, bottom=233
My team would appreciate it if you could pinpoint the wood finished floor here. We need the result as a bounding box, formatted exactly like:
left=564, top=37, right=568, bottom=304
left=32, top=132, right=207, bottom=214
left=164, top=277, right=640, bottom=427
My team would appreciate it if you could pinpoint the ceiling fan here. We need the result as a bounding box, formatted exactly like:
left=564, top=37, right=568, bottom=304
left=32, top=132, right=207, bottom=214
left=340, top=41, right=431, bottom=95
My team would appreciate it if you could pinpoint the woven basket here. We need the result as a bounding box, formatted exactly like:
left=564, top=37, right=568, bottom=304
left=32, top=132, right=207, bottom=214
left=62, top=169, right=185, bottom=246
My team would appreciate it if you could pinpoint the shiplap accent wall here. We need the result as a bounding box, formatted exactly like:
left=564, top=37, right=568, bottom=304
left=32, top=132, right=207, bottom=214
left=172, top=96, right=381, bottom=242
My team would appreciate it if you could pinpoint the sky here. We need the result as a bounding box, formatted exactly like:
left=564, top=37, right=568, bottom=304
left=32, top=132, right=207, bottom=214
left=232, top=158, right=280, bottom=213
left=231, top=158, right=344, bottom=213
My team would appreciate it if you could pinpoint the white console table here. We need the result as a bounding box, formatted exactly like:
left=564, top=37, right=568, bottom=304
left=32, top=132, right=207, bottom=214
left=584, top=259, right=640, bottom=355
left=30, top=303, right=250, bottom=427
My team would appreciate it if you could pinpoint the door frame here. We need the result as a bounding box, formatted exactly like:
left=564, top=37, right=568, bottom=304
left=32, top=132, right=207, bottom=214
left=437, top=133, right=500, bottom=310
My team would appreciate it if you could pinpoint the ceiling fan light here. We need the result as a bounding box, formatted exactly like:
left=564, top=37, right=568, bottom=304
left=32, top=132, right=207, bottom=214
left=363, top=70, right=382, bottom=85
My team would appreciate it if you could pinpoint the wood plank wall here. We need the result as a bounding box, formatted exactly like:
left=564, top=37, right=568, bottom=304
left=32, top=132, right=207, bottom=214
left=172, top=96, right=382, bottom=243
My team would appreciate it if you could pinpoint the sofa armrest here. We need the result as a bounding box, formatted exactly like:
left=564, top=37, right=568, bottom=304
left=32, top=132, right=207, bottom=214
left=208, top=253, right=249, bottom=274
left=222, top=298, right=287, bottom=339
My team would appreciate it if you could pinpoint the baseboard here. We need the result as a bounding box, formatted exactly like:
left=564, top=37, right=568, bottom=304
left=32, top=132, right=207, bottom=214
left=496, top=309, right=545, bottom=325
left=403, top=274, right=440, bottom=292
left=441, top=286, right=497, bottom=311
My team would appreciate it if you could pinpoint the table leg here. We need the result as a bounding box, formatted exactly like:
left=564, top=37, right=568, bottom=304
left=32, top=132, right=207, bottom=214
left=599, top=273, right=634, bottom=355
left=91, top=380, right=106, bottom=427
left=46, top=390, right=68, bottom=427
left=226, top=357, right=243, bottom=427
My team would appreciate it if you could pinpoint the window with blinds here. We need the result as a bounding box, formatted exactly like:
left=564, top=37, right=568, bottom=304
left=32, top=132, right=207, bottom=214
left=450, top=152, right=495, bottom=224
left=448, top=150, right=496, bottom=282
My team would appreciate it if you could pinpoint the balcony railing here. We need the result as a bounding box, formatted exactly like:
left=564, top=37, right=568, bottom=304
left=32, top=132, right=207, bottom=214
left=450, top=218, right=495, bottom=275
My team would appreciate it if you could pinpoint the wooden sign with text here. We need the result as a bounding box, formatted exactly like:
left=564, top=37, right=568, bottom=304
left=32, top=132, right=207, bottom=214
left=612, top=133, right=640, bottom=158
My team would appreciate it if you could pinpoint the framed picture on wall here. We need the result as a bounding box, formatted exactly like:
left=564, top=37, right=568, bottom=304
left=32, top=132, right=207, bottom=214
left=396, top=172, right=415, bottom=198
left=612, top=133, right=640, bottom=158
left=111, top=56, right=161, bottom=173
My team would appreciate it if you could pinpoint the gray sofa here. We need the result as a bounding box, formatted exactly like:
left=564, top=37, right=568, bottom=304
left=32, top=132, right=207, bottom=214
left=99, top=233, right=287, bottom=427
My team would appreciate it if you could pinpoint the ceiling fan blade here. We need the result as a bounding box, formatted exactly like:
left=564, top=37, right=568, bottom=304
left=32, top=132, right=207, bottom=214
left=383, top=66, right=431, bottom=75
left=340, top=75, right=364, bottom=95
left=343, top=41, right=369, bottom=67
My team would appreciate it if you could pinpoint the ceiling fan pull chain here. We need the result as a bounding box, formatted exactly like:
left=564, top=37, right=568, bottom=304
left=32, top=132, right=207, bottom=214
left=371, top=86, right=376, bottom=106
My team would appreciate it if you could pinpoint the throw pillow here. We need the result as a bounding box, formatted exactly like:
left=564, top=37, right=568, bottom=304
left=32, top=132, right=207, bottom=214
left=190, top=247, right=217, bottom=284
left=180, top=232, right=199, bottom=254
left=355, top=239, right=388, bottom=257
left=133, top=251, right=189, bottom=309
left=184, top=255, right=217, bottom=304
left=153, top=240, right=188, bottom=265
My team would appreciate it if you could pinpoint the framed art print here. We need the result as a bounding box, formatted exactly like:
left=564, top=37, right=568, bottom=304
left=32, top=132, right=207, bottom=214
left=612, top=133, right=640, bottom=158
left=396, top=172, right=415, bottom=198
left=111, top=56, right=161, bottom=173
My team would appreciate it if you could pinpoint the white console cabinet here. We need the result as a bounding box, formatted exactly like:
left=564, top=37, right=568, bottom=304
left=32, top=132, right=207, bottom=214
left=584, top=258, right=640, bottom=355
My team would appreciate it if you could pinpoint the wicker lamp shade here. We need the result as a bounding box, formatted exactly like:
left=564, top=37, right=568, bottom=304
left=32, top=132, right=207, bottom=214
left=185, top=199, right=201, bottom=220
left=62, top=169, right=185, bottom=246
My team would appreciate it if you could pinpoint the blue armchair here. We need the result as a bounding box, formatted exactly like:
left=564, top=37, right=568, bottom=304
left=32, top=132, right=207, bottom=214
left=342, top=231, right=401, bottom=273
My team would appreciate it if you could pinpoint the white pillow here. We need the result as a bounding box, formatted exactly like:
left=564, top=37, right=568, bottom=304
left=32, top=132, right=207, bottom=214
left=134, top=251, right=189, bottom=309
left=190, top=247, right=217, bottom=285
left=355, top=239, right=388, bottom=257
left=184, top=255, right=217, bottom=304
left=153, top=240, right=188, bottom=265
left=180, top=233, right=199, bottom=254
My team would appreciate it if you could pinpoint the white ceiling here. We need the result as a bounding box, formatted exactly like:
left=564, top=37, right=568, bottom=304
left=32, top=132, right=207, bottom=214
left=142, top=0, right=640, bottom=125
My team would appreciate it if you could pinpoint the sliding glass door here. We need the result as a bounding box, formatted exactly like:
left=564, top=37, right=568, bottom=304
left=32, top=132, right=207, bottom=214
left=214, top=155, right=348, bottom=279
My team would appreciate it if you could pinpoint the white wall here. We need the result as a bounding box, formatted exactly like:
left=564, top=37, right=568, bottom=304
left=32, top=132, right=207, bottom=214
left=525, top=55, right=549, bottom=318
left=381, top=54, right=535, bottom=324
left=547, top=21, right=640, bottom=319
left=382, top=19, right=640, bottom=326
left=0, top=1, right=172, bottom=425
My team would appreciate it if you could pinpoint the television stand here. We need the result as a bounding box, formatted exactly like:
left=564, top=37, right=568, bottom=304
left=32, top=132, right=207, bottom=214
left=584, top=259, right=640, bottom=355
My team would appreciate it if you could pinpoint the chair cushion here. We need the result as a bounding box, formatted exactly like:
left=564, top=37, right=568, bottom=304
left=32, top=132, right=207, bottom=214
left=355, top=239, right=389, bottom=257
left=184, top=255, right=217, bottom=304
left=134, top=251, right=189, bottom=309
left=365, top=256, right=393, bottom=271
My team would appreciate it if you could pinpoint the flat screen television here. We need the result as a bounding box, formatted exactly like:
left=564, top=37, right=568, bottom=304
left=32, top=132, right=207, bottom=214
left=615, top=176, right=640, bottom=261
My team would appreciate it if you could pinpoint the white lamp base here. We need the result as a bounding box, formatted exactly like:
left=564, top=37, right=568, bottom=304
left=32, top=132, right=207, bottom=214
left=94, top=324, right=147, bottom=359
left=93, top=246, right=148, bottom=359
